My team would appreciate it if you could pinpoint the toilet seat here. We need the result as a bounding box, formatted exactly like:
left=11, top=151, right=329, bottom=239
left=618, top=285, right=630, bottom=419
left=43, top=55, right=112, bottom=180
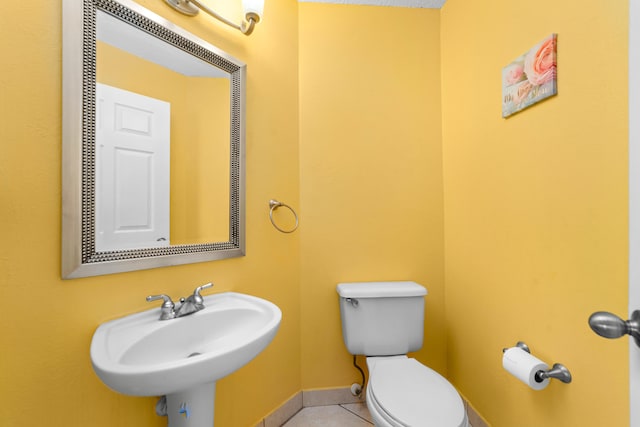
left=368, top=357, right=467, bottom=427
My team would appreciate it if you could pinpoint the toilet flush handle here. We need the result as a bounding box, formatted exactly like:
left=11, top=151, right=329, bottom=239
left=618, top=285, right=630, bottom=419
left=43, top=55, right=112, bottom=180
left=345, top=298, right=359, bottom=308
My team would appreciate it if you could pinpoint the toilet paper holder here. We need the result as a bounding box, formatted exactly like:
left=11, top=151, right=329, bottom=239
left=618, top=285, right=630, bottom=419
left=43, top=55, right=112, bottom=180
left=503, top=341, right=572, bottom=384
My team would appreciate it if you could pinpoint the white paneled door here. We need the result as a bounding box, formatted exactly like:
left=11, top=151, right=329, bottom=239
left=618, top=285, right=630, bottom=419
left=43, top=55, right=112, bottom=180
left=95, top=83, right=171, bottom=252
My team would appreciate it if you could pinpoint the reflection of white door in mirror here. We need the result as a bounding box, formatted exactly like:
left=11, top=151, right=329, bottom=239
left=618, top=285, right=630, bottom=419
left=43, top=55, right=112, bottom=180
left=95, top=83, right=170, bottom=251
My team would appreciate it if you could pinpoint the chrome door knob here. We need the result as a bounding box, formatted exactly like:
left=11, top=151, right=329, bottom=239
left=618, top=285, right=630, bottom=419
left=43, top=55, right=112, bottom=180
left=589, top=310, right=640, bottom=347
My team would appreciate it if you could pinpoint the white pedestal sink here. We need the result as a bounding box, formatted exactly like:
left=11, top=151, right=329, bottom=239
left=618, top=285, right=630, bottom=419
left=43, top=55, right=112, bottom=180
left=90, top=292, right=282, bottom=426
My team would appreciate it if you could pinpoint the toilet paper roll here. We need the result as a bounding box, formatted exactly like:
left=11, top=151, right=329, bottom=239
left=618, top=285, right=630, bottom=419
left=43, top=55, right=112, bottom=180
left=502, top=347, right=550, bottom=390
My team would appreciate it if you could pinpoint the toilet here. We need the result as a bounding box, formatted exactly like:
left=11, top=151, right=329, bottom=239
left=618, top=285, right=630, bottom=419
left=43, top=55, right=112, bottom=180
left=337, top=281, right=469, bottom=427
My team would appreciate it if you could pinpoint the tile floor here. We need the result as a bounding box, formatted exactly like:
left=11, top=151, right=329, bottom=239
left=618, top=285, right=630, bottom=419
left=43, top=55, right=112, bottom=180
left=280, top=402, right=480, bottom=427
left=282, top=403, right=374, bottom=426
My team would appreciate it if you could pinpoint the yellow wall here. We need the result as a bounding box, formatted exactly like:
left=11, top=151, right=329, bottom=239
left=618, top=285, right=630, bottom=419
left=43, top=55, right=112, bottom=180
left=179, top=77, right=231, bottom=243
left=0, top=0, right=632, bottom=426
left=298, top=3, right=446, bottom=388
left=441, top=0, right=629, bottom=426
left=0, top=0, right=300, bottom=426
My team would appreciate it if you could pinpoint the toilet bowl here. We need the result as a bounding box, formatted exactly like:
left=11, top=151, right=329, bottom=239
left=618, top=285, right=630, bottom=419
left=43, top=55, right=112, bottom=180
left=337, top=281, right=469, bottom=427
left=365, top=356, right=468, bottom=427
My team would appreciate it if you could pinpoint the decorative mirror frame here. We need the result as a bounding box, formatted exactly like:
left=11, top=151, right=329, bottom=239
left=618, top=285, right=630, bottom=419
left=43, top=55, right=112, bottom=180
left=62, top=0, right=246, bottom=279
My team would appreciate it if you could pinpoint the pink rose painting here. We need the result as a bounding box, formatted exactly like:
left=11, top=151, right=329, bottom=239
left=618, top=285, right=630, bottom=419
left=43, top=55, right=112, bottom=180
left=502, top=34, right=557, bottom=117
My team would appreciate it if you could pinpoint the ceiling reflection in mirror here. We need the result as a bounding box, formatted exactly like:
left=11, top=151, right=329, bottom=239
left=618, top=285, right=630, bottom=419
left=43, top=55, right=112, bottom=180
left=62, top=0, right=245, bottom=278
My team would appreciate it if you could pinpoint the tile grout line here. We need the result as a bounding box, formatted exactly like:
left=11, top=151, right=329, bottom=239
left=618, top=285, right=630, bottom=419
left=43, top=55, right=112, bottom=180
left=339, top=404, right=374, bottom=425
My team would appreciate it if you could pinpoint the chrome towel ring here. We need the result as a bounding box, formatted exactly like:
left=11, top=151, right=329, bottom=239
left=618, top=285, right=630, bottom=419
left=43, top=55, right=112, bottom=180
left=269, top=199, right=299, bottom=233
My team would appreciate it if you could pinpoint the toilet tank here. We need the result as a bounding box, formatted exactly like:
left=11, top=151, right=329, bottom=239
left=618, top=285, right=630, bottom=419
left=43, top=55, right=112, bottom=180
left=337, top=281, right=427, bottom=356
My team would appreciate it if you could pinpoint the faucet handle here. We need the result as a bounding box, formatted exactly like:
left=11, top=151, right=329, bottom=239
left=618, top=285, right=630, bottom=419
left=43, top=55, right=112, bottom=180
left=194, top=282, right=213, bottom=294
left=192, top=283, right=214, bottom=305
left=146, top=294, right=176, bottom=320
left=146, top=294, right=175, bottom=309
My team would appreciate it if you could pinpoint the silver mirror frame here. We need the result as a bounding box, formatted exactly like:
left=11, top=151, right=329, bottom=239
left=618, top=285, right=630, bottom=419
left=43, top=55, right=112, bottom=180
left=62, top=0, right=246, bottom=279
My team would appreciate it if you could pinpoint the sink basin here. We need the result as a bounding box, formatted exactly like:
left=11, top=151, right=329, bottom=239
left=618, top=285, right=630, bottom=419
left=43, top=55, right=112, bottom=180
left=90, top=292, right=282, bottom=397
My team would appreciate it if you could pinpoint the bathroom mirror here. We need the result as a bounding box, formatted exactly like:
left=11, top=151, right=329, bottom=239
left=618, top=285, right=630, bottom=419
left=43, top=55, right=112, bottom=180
left=62, top=0, right=245, bottom=278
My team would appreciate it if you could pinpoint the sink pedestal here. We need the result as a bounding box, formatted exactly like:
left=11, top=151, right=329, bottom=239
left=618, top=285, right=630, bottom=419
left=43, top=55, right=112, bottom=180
left=166, top=382, right=216, bottom=427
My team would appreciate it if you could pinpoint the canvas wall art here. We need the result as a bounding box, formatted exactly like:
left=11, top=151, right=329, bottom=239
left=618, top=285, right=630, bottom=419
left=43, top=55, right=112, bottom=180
left=502, top=34, right=557, bottom=118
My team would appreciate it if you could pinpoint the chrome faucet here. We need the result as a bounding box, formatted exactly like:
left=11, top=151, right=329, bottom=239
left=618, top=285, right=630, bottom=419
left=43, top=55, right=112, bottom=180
left=146, top=283, right=214, bottom=320
left=175, top=283, right=213, bottom=317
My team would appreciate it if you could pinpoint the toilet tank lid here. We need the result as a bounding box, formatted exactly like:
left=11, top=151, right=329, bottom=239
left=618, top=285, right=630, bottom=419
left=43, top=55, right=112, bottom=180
left=336, top=281, right=427, bottom=298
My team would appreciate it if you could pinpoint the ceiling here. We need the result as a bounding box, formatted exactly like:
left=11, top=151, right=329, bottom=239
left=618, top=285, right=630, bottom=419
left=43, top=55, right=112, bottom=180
left=298, top=0, right=446, bottom=8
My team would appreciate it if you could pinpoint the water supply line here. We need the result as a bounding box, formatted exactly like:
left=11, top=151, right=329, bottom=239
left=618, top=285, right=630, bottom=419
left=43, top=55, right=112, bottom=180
left=351, top=355, right=366, bottom=397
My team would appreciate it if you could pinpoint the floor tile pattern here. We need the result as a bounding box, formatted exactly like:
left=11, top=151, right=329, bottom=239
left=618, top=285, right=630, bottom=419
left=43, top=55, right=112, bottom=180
left=280, top=402, right=479, bottom=427
left=282, top=403, right=373, bottom=426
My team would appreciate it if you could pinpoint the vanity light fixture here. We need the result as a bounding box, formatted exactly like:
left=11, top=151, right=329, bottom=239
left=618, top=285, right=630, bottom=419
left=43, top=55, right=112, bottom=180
left=164, top=0, right=263, bottom=35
